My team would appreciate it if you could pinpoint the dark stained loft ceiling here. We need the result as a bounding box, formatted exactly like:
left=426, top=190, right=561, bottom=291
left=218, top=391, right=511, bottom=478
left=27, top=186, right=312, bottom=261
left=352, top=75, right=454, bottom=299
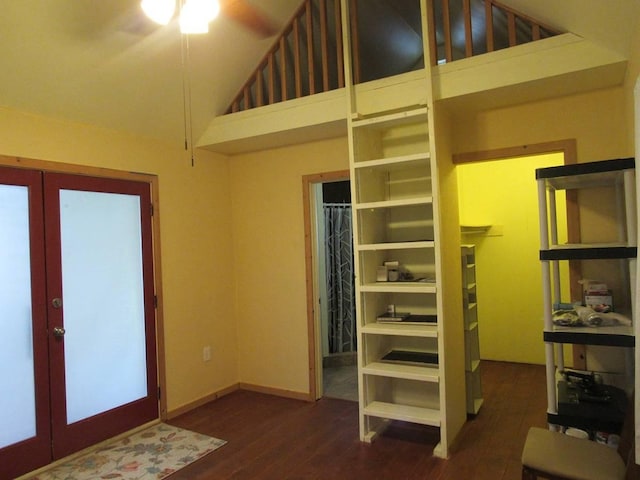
left=355, top=0, right=558, bottom=82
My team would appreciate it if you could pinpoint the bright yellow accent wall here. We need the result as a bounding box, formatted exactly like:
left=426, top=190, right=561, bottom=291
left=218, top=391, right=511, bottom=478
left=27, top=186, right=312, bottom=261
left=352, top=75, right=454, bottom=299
left=457, top=153, right=565, bottom=364
left=230, top=137, right=349, bottom=395
left=0, top=106, right=237, bottom=413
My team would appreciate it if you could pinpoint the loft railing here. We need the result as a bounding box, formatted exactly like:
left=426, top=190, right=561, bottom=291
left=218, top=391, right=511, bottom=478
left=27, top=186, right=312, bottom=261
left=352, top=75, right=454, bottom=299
left=427, top=0, right=561, bottom=65
left=225, top=0, right=344, bottom=114
left=224, top=0, right=560, bottom=115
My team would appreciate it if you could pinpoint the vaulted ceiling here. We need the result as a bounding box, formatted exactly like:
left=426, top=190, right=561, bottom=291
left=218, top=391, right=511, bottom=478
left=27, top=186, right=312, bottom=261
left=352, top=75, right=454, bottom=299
left=0, top=1, right=638, bottom=149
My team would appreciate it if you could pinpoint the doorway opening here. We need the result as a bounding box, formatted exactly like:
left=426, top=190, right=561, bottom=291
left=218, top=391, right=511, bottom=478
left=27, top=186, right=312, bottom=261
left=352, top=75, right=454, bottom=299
left=303, top=170, right=357, bottom=402
left=453, top=140, right=578, bottom=369
left=316, top=180, right=358, bottom=401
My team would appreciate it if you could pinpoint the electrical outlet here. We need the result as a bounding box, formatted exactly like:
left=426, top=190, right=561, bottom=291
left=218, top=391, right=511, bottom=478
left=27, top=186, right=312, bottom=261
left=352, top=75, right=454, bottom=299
left=203, top=346, right=211, bottom=362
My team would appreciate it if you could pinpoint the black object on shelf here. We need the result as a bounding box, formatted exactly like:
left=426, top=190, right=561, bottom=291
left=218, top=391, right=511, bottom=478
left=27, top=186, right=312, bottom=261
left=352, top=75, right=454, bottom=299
left=381, top=350, right=438, bottom=366
left=543, top=329, right=635, bottom=347
left=550, top=380, right=628, bottom=434
left=539, top=246, right=637, bottom=261
left=377, top=314, right=437, bottom=324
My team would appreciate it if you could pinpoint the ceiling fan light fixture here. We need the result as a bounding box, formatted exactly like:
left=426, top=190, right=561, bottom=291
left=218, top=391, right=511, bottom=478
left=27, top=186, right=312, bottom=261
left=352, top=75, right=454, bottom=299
left=141, top=0, right=176, bottom=25
left=179, top=0, right=220, bottom=34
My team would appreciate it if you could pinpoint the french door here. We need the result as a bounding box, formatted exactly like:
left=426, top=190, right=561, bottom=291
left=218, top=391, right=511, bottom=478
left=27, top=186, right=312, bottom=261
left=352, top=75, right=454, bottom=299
left=0, top=167, right=158, bottom=479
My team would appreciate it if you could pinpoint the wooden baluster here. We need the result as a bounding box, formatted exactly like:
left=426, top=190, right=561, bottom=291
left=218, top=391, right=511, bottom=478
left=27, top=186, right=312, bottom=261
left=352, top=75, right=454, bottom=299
left=334, top=0, right=344, bottom=88
left=532, top=23, right=541, bottom=41
left=442, top=0, right=452, bottom=62
left=280, top=35, right=288, bottom=102
left=463, top=0, right=473, bottom=58
left=293, top=17, right=302, bottom=97
left=267, top=52, right=275, bottom=104
left=485, top=0, right=494, bottom=52
left=319, top=0, right=329, bottom=92
left=507, top=11, right=517, bottom=46
left=243, top=85, right=251, bottom=111
left=306, top=0, right=315, bottom=95
left=426, top=0, right=437, bottom=66
left=255, top=68, right=263, bottom=107
left=350, top=0, right=360, bottom=84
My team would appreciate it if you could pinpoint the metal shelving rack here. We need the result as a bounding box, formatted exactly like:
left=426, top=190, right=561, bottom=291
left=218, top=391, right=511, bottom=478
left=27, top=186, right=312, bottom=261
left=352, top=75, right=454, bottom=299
left=536, top=157, right=636, bottom=431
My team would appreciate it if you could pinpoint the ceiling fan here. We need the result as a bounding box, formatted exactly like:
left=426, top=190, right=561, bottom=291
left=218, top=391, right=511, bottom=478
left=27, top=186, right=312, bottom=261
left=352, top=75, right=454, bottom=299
left=141, top=0, right=277, bottom=36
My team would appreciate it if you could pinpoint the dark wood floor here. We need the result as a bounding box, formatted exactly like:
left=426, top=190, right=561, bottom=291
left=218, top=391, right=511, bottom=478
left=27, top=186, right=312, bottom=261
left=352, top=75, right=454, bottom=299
left=168, top=361, right=547, bottom=480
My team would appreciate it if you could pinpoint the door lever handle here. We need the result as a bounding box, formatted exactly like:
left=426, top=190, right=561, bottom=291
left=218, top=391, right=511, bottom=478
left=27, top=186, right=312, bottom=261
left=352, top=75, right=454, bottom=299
left=53, top=327, right=66, bottom=337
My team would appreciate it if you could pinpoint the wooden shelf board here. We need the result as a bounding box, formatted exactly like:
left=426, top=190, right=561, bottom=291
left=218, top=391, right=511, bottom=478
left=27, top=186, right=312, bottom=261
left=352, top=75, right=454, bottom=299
left=468, top=398, right=484, bottom=415
left=362, top=322, right=438, bottom=337
left=360, top=282, right=437, bottom=293
left=351, top=107, right=429, bottom=128
left=460, top=225, right=491, bottom=234
left=353, top=152, right=430, bottom=169
left=357, top=240, right=435, bottom=251
left=470, top=359, right=481, bottom=372
left=355, top=196, right=433, bottom=210
left=363, top=401, right=441, bottom=427
left=362, top=361, right=439, bottom=382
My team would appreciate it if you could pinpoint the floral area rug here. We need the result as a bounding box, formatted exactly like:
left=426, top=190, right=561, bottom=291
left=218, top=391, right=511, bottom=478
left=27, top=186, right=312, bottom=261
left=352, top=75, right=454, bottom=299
left=26, top=423, right=226, bottom=480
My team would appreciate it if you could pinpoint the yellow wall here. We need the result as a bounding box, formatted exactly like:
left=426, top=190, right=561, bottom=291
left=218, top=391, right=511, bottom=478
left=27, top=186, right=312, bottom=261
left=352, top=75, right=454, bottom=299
left=443, top=6, right=640, bottom=160
left=624, top=15, right=640, bottom=149
left=457, top=153, right=565, bottom=364
left=1, top=15, right=638, bottom=413
left=230, top=137, right=349, bottom=395
left=0, top=107, right=237, bottom=413
left=451, top=86, right=631, bottom=161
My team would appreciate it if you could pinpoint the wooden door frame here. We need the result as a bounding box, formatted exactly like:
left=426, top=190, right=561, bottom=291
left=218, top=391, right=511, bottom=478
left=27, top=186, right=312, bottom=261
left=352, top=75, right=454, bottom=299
left=452, top=139, right=586, bottom=368
left=302, top=169, right=351, bottom=401
left=0, top=155, right=168, bottom=419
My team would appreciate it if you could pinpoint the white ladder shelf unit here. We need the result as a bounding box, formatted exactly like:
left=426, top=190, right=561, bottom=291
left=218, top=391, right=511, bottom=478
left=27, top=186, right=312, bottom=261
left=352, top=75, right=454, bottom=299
left=341, top=0, right=466, bottom=458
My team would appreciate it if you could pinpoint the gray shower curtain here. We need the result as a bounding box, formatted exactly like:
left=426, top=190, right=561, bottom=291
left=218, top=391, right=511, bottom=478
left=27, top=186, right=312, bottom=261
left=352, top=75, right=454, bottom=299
left=324, top=203, right=356, bottom=353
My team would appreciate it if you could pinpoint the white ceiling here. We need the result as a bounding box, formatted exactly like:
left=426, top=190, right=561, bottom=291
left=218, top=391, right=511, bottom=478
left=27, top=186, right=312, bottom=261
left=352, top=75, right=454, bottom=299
left=0, top=0, right=301, bottom=147
left=0, top=1, right=638, bottom=149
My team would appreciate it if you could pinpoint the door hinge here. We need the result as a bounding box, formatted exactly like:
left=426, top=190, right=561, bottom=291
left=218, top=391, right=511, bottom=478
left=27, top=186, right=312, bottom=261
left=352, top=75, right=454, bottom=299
left=158, top=386, right=161, bottom=400
left=150, top=203, right=154, bottom=216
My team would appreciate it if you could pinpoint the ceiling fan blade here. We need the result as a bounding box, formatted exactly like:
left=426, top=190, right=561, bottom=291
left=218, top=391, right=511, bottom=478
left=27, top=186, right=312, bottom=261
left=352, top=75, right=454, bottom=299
left=219, top=0, right=278, bottom=37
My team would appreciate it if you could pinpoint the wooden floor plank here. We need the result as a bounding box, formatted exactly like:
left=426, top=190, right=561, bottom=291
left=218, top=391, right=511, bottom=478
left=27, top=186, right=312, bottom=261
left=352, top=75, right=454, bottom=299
left=168, top=361, right=547, bottom=480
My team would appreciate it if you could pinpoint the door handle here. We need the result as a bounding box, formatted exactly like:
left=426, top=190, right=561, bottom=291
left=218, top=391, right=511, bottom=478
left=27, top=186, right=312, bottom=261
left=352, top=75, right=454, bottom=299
left=53, top=327, right=66, bottom=337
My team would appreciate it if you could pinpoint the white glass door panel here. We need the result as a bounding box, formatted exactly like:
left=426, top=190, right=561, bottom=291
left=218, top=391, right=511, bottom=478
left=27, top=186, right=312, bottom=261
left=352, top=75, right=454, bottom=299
left=0, top=184, right=36, bottom=448
left=0, top=167, right=50, bottom=480
left=46, top=173, right=157, bottom=460
left=59, top=190, right=148, bottom=424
